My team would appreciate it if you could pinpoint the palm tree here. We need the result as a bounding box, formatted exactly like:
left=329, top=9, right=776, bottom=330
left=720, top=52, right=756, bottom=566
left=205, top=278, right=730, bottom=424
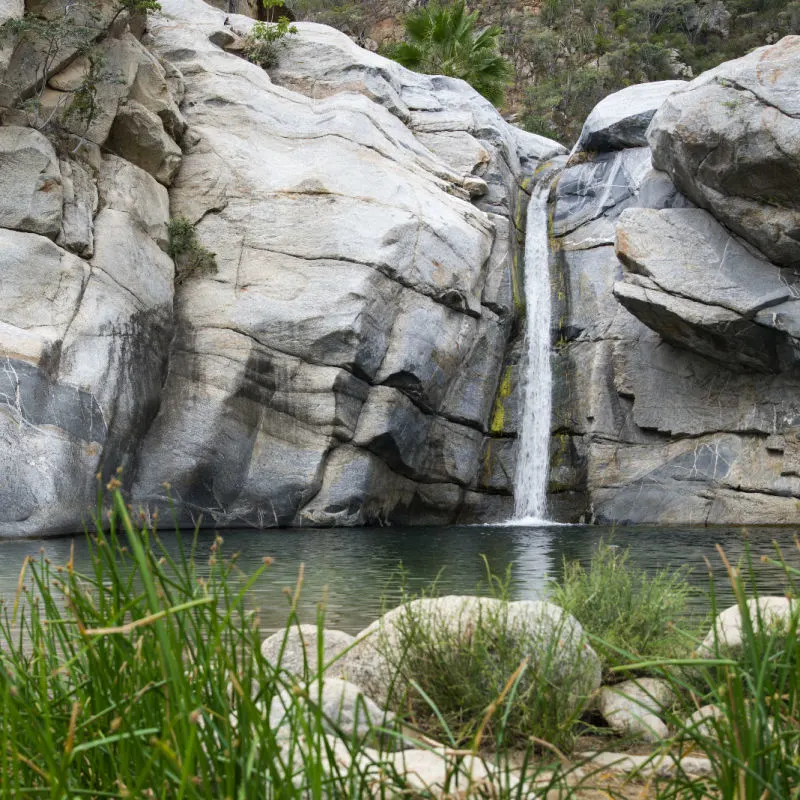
left=389, top=2, right=512, bottom=106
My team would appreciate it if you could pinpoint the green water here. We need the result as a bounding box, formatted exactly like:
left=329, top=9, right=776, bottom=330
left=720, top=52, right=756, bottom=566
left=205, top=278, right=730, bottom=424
left=1, top=523, right=798, bottom=634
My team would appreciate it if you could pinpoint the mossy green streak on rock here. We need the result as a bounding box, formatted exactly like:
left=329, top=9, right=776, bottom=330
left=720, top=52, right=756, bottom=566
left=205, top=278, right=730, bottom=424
left=489, top=365, right=514, bottom=435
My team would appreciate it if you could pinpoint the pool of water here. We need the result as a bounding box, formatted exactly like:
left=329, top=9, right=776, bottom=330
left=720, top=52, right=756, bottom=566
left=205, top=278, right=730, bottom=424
left=1, top=523, right=798, bottom=634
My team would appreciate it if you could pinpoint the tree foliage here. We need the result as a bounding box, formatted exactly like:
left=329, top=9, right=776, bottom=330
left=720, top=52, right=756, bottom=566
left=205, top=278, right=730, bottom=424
left=284, top=0, right=800, bottom=143
left=388, top=1, right=511, bottom=106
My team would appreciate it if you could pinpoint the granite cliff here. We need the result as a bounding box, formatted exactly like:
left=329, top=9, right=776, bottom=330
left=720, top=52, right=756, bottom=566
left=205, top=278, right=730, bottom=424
left=0, top=0, right=563, bottom=535
left=513, top=40, right=800, bottom=525
left=1, top=0, right=798, bottom=534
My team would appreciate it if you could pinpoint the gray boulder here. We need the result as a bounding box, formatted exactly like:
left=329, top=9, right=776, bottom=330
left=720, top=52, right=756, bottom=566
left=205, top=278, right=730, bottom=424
left=553, top=147, right=652, bottom=236
left=698, top=597, right=797, bottom=656
left=648, top=36, right=800, bottom=266
left=0, top=126, right=62, bottom=237
left=549, top=58, right=800, bottom=526
left=108, top=99, right=182, bottom=185
left=329, top=596, right=601, bottom=711
left=573, top=81, right=686, bottom=153
left=682, top=705, right=725, bottom=739
left=268, top=677, right=390, bottom=742
left=598, top=678, right=675, bottom=743
left=0, top=139, right=173, bottom=536
left=686, top=0, right=732, bottom=39
left=613, top=207, right=797, bottom=372
left=260, top=625, right=355, bottom=677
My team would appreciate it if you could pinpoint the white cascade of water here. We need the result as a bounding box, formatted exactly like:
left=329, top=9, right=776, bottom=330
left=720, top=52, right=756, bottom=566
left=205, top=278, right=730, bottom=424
left=513, top=175, right=557, bottom=524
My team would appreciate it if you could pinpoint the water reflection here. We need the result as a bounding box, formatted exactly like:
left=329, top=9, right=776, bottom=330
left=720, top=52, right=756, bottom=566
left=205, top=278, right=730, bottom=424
left=0, top=524, right=798, bottom=634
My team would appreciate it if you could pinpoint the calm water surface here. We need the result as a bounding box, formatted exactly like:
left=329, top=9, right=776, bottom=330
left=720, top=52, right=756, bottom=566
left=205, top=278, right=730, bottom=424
left=1, top=523, right=798, bottom=634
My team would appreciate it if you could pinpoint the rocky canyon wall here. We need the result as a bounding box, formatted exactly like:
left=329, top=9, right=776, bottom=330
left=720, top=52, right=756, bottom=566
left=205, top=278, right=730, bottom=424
left=1, top=0, right=798, bottom=534
left=0, top=0, right=563, bottom=535
left=544, top=40, right=800, bottom=524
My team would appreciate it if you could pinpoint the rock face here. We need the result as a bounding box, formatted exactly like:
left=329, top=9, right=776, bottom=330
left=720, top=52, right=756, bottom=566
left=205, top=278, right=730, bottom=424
left=0, top=126, right=62, bottom=236
left=128, top=0, right=564, bottom=529
left=544, top=56, right=800, bottom=525
left=614, top=207, right=797, bottom=373
left=648, top=37, right=800, bottom=267
left=0, top=0, right=564, bottom=535
left=3, top=0, right=800, bottom=533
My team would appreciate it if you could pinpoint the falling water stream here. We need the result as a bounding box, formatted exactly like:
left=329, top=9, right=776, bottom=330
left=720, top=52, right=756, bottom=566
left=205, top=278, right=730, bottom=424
left=513, top=173, right=558, bottom=523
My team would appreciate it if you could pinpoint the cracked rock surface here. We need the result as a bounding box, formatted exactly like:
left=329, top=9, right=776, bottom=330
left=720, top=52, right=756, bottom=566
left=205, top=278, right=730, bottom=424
left=0, top=0, right=565, bottom=535
left=648, top=36, right=800, bottom=268
left=537, top=60, right=800, bottom=525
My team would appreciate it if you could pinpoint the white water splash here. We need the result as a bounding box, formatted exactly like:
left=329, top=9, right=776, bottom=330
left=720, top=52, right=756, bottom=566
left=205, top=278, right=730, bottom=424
left=513, top=176, right=556, bottom=524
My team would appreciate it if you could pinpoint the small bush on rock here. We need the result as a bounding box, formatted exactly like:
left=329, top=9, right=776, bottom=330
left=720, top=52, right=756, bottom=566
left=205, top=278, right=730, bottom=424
left=365, top=569, right=600, bottom=751
left=549, top=541, right=698, bottom=677
left=167, top=217, right=218, bottom=283
left=243, top=17, right=298, bottom=69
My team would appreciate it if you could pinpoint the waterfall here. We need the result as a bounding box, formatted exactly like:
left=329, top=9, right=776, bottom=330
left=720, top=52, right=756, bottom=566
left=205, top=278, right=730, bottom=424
left=513, top=175, right=556, bottom=523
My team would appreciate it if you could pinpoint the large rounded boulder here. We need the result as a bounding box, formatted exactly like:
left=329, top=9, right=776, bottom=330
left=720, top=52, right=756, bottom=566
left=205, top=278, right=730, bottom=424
left=648, top=36, right=800, bottom=267
left=698, top=596, right=797, bottom=656
left=328, top=595, right=601, bottom=715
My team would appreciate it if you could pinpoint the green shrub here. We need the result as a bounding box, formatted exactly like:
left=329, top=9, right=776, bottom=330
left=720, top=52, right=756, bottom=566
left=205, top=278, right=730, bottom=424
left=549, top=541, right=698, bottom=676
left=243, top=17, right=298, bottom=69
left=167, top=217, right=218, bottom=283
left=2, top=1, right=162, bottom=133
left=387, top=1, right=511, bottom=106
left=375, top=566, right=595, bottom=751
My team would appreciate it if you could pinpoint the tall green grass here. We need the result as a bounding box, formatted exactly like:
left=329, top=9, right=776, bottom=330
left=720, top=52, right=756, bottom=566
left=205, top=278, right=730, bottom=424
left=3, top=490, right=800, bottom=799
left=549, top=541, right=700, bottom=677
left=0, top=490, right=574, bottom=799
left=624, top=543, right=800, bottom=800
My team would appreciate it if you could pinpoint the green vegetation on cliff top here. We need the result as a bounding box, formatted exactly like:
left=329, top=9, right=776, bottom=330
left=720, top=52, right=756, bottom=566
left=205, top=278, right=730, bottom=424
left=286, top=0, right=800, bottom=143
